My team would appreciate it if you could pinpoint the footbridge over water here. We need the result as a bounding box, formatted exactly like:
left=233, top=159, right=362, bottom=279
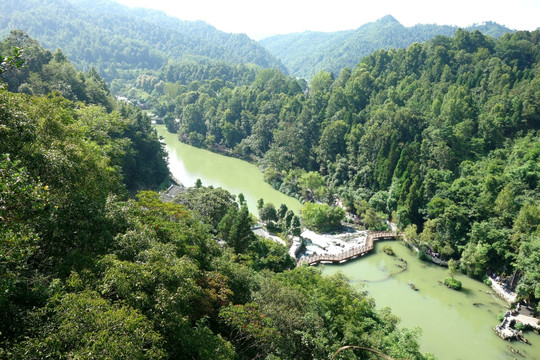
left=297, top=231, right=401, bottom=267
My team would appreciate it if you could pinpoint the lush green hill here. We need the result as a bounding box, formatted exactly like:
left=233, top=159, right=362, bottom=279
left=260, top=15, right=514, bottom=79
left=156, top=29, right=540, bottom=310
left=0, top=0, right=286, bottom=83
left=0, top=35, right=431, bottom=360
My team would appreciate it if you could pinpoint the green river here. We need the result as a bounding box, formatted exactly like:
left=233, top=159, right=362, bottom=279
left=323, top=241, right=540, bottom=360
left=156, top=125, right=302, bottom=214
left=156, top=125, right=540, bottom=360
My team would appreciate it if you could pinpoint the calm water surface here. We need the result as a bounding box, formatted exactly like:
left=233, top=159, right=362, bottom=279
left=156, top=125, right=540, bottom=360
left=323, top=241, right=540, bottom=360
left=156, top=125, right=302, bottom=214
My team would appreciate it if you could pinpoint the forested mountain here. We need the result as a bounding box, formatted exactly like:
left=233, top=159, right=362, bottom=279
left=0, top=35, right=431, bottom=360
left=155, top=29, right=540, bottom=310
left=0, top=31, right=169, bottom=193
left=260, top=15, right=514, bottom=79
left=0, top=0, right=286, bottom=83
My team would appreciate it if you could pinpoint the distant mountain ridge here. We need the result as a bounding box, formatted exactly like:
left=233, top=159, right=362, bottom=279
left=0, top=0, right=287, bottom=81
left=260, top=15, right=515, bottom=79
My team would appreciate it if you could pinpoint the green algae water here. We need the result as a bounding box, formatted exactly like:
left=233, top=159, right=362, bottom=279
left=156, top=125, right=540, bottom=360
left=155, top=125, right=302, bottom=215
left=323, top=241, right=540, bottom=360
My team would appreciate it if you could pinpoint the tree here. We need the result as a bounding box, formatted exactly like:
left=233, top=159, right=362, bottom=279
left=284, top=210, right=295, bottom=230
left=175, top=186, right=236, bottom=231
left=301, top=202, right=345, bottom=233
left=369, top=190, right=389, bottom=214
left=219, top=204, right=255, bottom=253
left=515, top=235, right=540, bottom=307
left=259, top=203, right=278, bottom=224
left=403, top=224, right=419, bottom=244
left=290, top=215, right=302, bottom=237
left=299, top=171, right=326, bottom=201
left=447, top=259, right=459, bottom=278
left=238, top=193, right=246, bottom=205
left=219, top=302, right=280, bottom=359
left=0, top=46, right=24, bottom=74
left=14, top=291, right=166, bottom=359
left=256, top=198, right=264, bottom=211
left=460, top=242, right=490, bottom=278
left=317, top=120, right=348, bottom=165
left=277, top=204, right=288, bottom=220
left=310, top=71, right=334, bottom=93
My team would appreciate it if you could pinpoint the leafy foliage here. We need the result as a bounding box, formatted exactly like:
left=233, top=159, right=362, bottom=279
left=260, top=15, right=513, bottom=79
left=0, top=38, right=430, bottom=358
left=443, top=277, right=463, bottom=290
left=0, top=0, right=285, bottom=84
left=148, top=29, right=540, bottom=307
left=0, top=46, right=24, bottom=74
left=302, top=202, right=346, bottom=232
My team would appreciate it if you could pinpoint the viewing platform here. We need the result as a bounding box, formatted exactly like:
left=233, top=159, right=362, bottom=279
left=494, top=309, right=540, bottom=343
left=297, top=231, right=401, bottom=266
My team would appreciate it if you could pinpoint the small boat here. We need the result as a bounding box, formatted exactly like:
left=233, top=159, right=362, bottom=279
left=408, top=282, right=419, bottom=291
left=507, top=345, right=525, bottom=357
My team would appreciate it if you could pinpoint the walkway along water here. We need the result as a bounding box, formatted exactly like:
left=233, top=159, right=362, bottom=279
left=494, top=308, right=540, bottom=343
left=157, top=126, right=540, bottom=360
left=297, top=231, right=400, bottom=266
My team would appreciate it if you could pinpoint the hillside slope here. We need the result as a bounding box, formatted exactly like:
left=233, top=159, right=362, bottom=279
left=260, top=15, right=513, bottom=79
left=0, top=0, right=286, bottom=82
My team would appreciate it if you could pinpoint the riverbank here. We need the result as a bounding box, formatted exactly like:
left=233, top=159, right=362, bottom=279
left=300, top=227, right=368, bottom=257
left=322, top=241, right=540, bottom=360
left=489, top=276, right=518, bottom=304
left=155, top=124, right=303, bottom=214
left=494, top=308, right=540, bottom=343
left=252, top=226, right=287, bottom=246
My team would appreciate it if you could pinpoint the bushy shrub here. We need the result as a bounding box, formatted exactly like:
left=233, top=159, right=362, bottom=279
left=417, top=251, right=430, bottom=262
left=443, top=277, right=462, bottom=290
left=383, top=245, right=394, bottom=256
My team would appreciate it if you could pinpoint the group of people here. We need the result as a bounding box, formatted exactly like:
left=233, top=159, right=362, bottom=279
left=424, top=247, right=440, bottom=259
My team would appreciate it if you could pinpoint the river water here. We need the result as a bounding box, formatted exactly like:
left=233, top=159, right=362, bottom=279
left=155, top=125, right=302, bottom=214
left=156, top=125, right=540, bottom=360
left=323, top=241, right=540, bottom=360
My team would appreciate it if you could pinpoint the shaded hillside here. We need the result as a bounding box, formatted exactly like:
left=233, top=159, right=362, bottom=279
left=260, top=15, right=514, bottom=78
left=0, top=34, right=431, bottom=360
left=0, top=0, right=286, bottom=83
left=159, top=29, right=540, bottom=310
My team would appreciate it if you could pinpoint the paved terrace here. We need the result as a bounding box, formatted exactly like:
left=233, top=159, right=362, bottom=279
left=297, top=231, right=400, bottom=266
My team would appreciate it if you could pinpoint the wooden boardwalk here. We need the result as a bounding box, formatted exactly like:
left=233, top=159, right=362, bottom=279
left=297, top=231, right=401, bottom=267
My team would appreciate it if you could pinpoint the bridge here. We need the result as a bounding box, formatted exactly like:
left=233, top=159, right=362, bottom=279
left=297, top=231, right=401, bottom=267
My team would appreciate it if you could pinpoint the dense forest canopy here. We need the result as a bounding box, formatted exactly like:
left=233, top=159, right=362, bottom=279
left=149, top=29, right=540, bottom=309
left=0, top=0, right=286, bottom=86
left=260, top=15, right=514, bottom=79
left=1, top=0, right=540, bottom=354
left=0, top=34, right=433, bottom=359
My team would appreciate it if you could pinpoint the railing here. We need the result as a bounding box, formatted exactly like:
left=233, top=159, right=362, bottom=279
left=297, top=231, right=401, bottom=266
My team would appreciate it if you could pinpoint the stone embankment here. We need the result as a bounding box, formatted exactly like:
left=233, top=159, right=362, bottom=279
left=494, top=309, right=540, bottom=342
left=489, top=276, right=517, bottom=304
left=403, top=240, right=448, bottom=266
left=494, top=311, right=524, bottom=341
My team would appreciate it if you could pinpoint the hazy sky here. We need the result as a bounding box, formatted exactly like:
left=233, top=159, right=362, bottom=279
left=116, top=0, right=540, bottom=40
